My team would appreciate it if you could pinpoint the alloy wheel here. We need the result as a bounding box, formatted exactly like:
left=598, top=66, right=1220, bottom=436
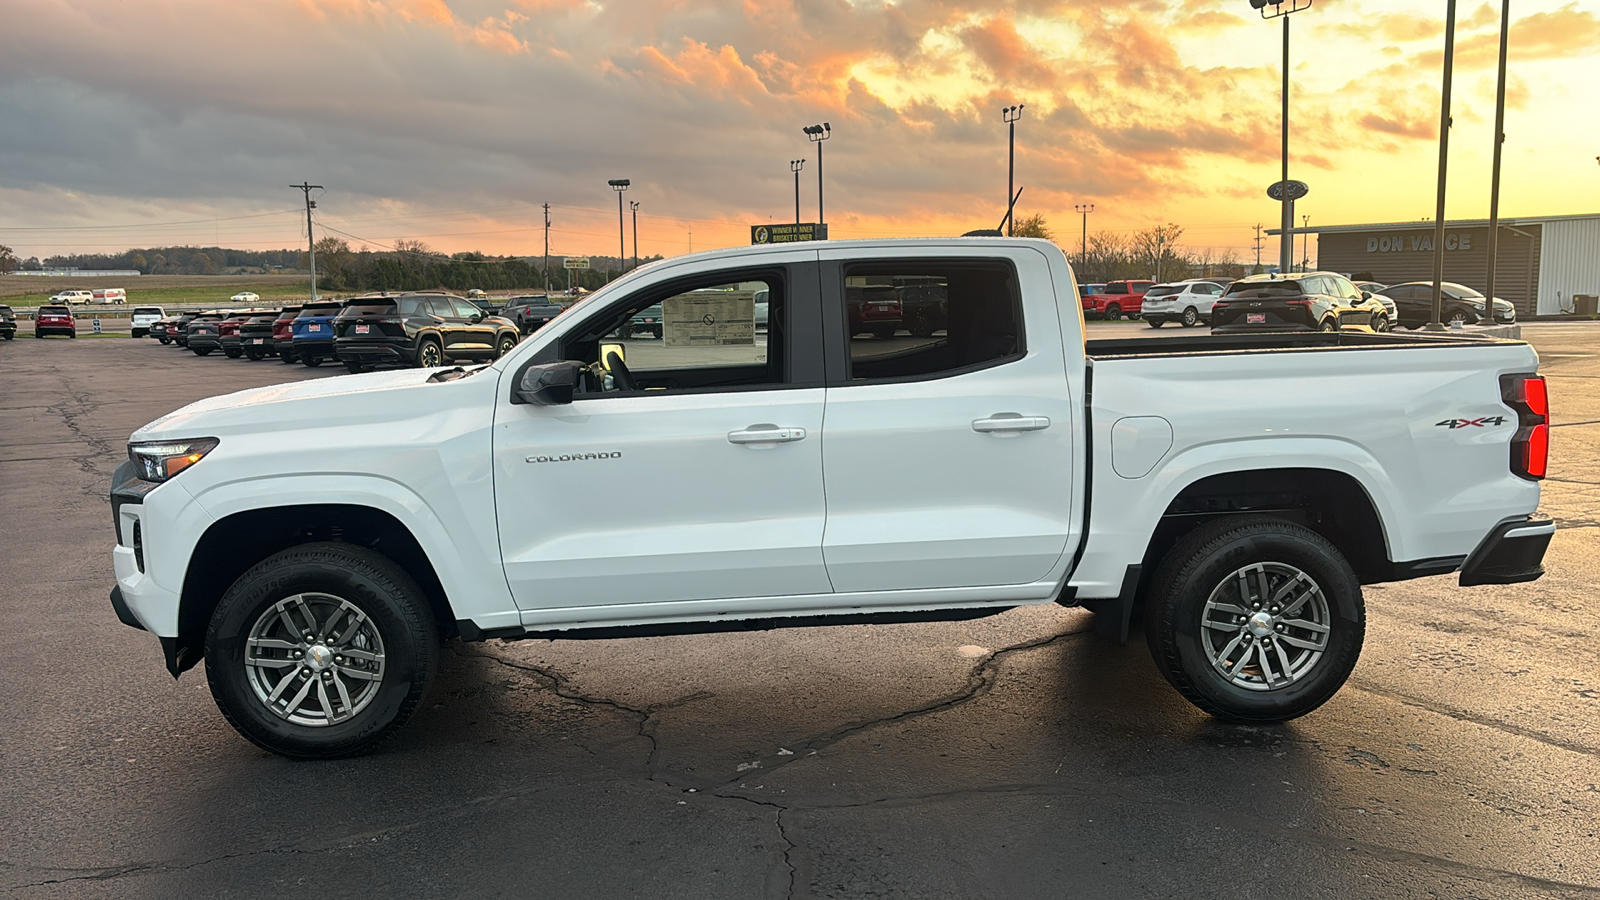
left=1199, top=562, right=1330, bottom=692
left=243, top=592, right=387, bottom=726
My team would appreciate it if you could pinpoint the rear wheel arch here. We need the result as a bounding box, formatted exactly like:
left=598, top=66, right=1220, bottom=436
left=1140, top=468, right=1392, bottom=588
left=174, top=504, right=456, bottom=674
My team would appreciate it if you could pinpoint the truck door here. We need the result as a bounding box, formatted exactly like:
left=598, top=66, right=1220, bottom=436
left=493, top=254, right=833, bottom=614
left=816, top=249, right=1077, bottom=592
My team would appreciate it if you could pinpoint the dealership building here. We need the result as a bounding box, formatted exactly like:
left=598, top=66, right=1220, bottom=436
left=1280, top=213, right=1600, bottom=316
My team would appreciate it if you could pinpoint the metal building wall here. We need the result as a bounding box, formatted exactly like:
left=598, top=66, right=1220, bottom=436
left=1316, top=224, right=1541, bottom=313
left=1537, top=219, right=1600, bottom=314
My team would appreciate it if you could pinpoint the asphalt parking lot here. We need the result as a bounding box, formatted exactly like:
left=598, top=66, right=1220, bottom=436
left=3, top=324, right=1598, bottom=898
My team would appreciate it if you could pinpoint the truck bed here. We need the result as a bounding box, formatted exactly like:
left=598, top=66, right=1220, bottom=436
left=1086, top=330, right=1517, bottom=360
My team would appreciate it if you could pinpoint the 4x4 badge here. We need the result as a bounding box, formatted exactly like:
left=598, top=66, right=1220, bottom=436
left=1436, top=416, right=1508, bottom=429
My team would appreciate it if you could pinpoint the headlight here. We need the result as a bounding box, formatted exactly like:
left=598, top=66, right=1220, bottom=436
left=129, top=438, right=219, bottom=482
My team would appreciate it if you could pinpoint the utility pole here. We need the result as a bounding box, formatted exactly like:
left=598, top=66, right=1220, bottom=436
left=542, top=203, right=551, bottom=294
left=290, top=182, right=323, bottom=301
left=1074, top=203, right=1095, bottom=267
left=1427, top=0, right=1459, bottom=329
left=790, top=159, right=805, bottom=224
left=1253, top=224, right=1265, bottom=271
left=630, top=200, right=640, bottom=272
left=1485, top=0, right=1511, bottom=311
left=1301, top=214, right=1310, bottom=271
left=1003, top=105, right=1025, bottom=235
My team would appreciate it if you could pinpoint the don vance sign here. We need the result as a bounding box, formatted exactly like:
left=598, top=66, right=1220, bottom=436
left=1367, top=233, right=1474, bottom=253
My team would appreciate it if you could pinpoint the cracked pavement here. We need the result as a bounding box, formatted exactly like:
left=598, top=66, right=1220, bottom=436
left=2, top=323, right=1598, bottom=898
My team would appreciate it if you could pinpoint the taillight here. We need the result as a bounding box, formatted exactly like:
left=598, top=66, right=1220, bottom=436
left=1284, top=299, right=1312, bottom=307
left=1501, top=374, right=1549, bottom=480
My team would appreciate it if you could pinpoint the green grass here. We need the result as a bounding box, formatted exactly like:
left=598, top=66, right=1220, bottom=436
left=0, top=274, right=315, bottom=309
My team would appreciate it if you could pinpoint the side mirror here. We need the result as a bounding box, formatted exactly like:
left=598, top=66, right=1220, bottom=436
left=470, top=313, right=484, bottom=323
left=514, top=360, right=582, bottom=405
left=1361, top=291, right=1373, bottom=300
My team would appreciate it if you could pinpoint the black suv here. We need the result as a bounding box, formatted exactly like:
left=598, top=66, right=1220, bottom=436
left=0, top=304, right=15, bottom=340
left=332, top=291, right=521, bottom=373
left=1211, top=272, right=1388, bottom=333
left=238, top=310, right=284, bottom=360
left=501, top=294, right=566, bottom=334
left=185, top=312, right=227, bottom=355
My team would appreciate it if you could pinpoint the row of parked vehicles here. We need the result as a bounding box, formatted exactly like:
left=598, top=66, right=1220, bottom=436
left=144, top=292, right=569, bottom=373
left=1080, top=277, right=1517, bottom=332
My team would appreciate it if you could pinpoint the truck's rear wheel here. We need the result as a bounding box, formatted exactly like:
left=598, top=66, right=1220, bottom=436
left=1145, top=516, right=1363, bottom=723
left=1104, top=304, right=1122, bottom=321
left=204, top=542, right=438, bottom=759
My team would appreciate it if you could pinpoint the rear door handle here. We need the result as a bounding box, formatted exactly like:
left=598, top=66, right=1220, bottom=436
left=728, top=424, right=807, bottom=445
left=972, top=414, right=1051, bottom=434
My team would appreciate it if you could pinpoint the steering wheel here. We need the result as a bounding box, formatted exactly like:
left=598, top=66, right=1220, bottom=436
left=604, top=350, right=636, bottom=391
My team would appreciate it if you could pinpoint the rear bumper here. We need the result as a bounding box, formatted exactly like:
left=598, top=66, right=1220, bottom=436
left=1459, top=516, right=1553, bottom=586
left=273, top=337, right=295, bottom=354
left=293, top=337, right=334, bottom=354
left=37, top=326, right=77, bottom=336
left=334, top=338, right=413, bottom=364
left=188, top=336, right=221, bottom=351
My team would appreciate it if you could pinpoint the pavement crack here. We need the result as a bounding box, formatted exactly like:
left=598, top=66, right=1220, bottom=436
left=708, top=793, right=800, bottom=900
left=1350, top=679, right=1598, bottom=757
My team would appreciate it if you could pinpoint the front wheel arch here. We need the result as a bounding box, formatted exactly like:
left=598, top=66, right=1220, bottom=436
left=173, top=504, right=456, bottom=676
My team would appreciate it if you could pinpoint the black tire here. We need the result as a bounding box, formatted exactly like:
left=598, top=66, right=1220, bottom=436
left=34, top=331, right=42, bottom=339
left=496, top=333, right=518, bottom=358
left=344, top=361, right=367, bottom=374
left=224, top=347, right=242, bottom=359
left=69, top=332, right=77, bottom=339
left=301, top=352, right=323, bottom=367
left=159, top=337, right=171, bottom=345
left=194, top=347, right=212, bottom=356
left=416, top=338, right=442, bottom=368
left=650, top=326, right=663, bottom=340
left=1182, top=306, right=1200, bottom=327
left=279, top=350, right=297, bottom=364
left=1146, top=318, right=1164, bottom=328
left=1145, top=516, right=1364, bottom=724
left=1104, top=304, right=1122, bottom=321
left=872, top=327, right=896, bottom=340
left=203, top=542, right=439, bottom=759
left=3, top=332, right=12, bottom=340
left=1447, top=307, right=1472, bottom=326
left=246, top=349, right=265, bottom=361
left=1319, top=319, right=1337, bottom=332
left=1372, top=315, right=1391, bottom=333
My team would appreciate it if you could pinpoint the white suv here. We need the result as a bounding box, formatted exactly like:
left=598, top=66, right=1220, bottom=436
left=1140, top=279, right=1225, bottom=328
left=130, top=306, right=166, bottom=338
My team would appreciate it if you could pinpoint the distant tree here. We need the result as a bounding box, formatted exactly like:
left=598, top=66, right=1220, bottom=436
left=0, top=244, right=16, bottom=274
left=22, top=256, right=41, bottom=270
left=129, top=252, right=148, bottom=273
left=1012, top=214, right=1053, bottom=240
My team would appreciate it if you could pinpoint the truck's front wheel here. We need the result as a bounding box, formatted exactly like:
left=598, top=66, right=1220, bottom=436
left=204, top=542, right=439, bottom=759
left=1146, top=516, right=1363, bottom=723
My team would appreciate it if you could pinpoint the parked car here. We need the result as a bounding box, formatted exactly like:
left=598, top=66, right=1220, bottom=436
left=1085, top=280, right=1155, bottom=321
left=217, top=311, right=261, bottom=358
left=169, top=313, right=199, bottom=347
left=1211, top=272, right=1389, bottom=333
left=1353, top=281, right=1387, bottom=294
left=1379, top=282, right=1517, bottom=328
left=130, top=306, right=166, bottom=338
left=0, top=304, right=16, bottom=340
left=895, top=276, right=948, bottom=336
left=271, top=307, right=302, bottom=363
left=34, top=305, right=77, bottom=338
left=332, top=291, right=521, bottom=373
left=238, top=310, right=283, bottom=360
left=291, top=299, right=348, bottom=367
left=109, top=236, right=1551, bottom=758
left=616, top=303, right=665, bottom=339
left=501, top=295, right=566, bottom=334
left=185, top=312, right=227, bottom=355
left=50, top=290, right=93, bottom=305
left=847, top=285, right=902, bottom=339
left=149, top=316, right=178, bottom=344
left=1140, top=280, right=1226, bottom=328
left=754, top=288, right=770, bottom=332
left=465, top=294, right=505, bottom=317
left=231, top=291, right=261, bottom=304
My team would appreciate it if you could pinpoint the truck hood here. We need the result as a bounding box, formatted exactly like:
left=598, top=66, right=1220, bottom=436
left=132, top=367, right=498, bottom=441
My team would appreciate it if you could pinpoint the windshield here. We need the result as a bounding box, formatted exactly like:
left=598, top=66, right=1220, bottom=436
left=1444, top=283, right=1485, bottom=299
left=133, top=307, right=162, bottom=315
left=339, top=301, right=399, bottom=317
left=1145, top=286, right=1181, bottom=297
left=40, top=306, right=70, bottom=314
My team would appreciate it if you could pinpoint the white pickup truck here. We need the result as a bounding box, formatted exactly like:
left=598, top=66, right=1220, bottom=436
left=108, top=238, right=1553, bottom=759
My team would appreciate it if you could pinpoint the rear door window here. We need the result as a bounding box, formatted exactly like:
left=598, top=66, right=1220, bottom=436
left=836, top=261, right=1022, bottom=383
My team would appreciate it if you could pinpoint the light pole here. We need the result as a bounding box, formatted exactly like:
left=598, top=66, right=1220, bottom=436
left=1426, top=0, right=1459, bottom=328
left=1484, top=0, right=1511, bottom=311
left=803, top=123, right=831, bottom=223
left=629, top=200, right=640, bottom=272
left=1301, top=214, right=1310, bottom=271
left=608, top=179, right=629, bottom=280
left=1250, top=0, right=1311, bottom=274
left=1074, top=203, right=1094, bottom=267
left=1003, top=105, right=1025, bottom=235
left=790, top=159, right=805, bottom=224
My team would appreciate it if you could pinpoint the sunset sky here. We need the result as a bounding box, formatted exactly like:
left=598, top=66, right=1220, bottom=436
left=1, top=0, right=1596, bottom=265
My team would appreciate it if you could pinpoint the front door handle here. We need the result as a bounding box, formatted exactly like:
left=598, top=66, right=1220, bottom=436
left=972, top=414, right=1051, bottom=434
left=728, top=424, right=807, bottom=445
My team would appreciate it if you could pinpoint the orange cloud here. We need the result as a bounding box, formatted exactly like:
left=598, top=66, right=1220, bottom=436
left=636, top=39, right=770, bottom=99
left=1359, top=111, right=1434, bottom=140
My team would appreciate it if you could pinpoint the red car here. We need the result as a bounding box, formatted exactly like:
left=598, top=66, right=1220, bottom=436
left=1084, top=280, right=1155, bottom=321
left=34, top=305, right=77, bottom=338
left=847, top=285, right=902, bottom=339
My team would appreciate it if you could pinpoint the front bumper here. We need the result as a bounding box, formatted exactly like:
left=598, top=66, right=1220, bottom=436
left=1459, top=516, right=1552, bottom=586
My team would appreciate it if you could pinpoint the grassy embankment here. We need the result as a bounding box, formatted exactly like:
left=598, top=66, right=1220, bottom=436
left=0, top=274, right=315, bottom=310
